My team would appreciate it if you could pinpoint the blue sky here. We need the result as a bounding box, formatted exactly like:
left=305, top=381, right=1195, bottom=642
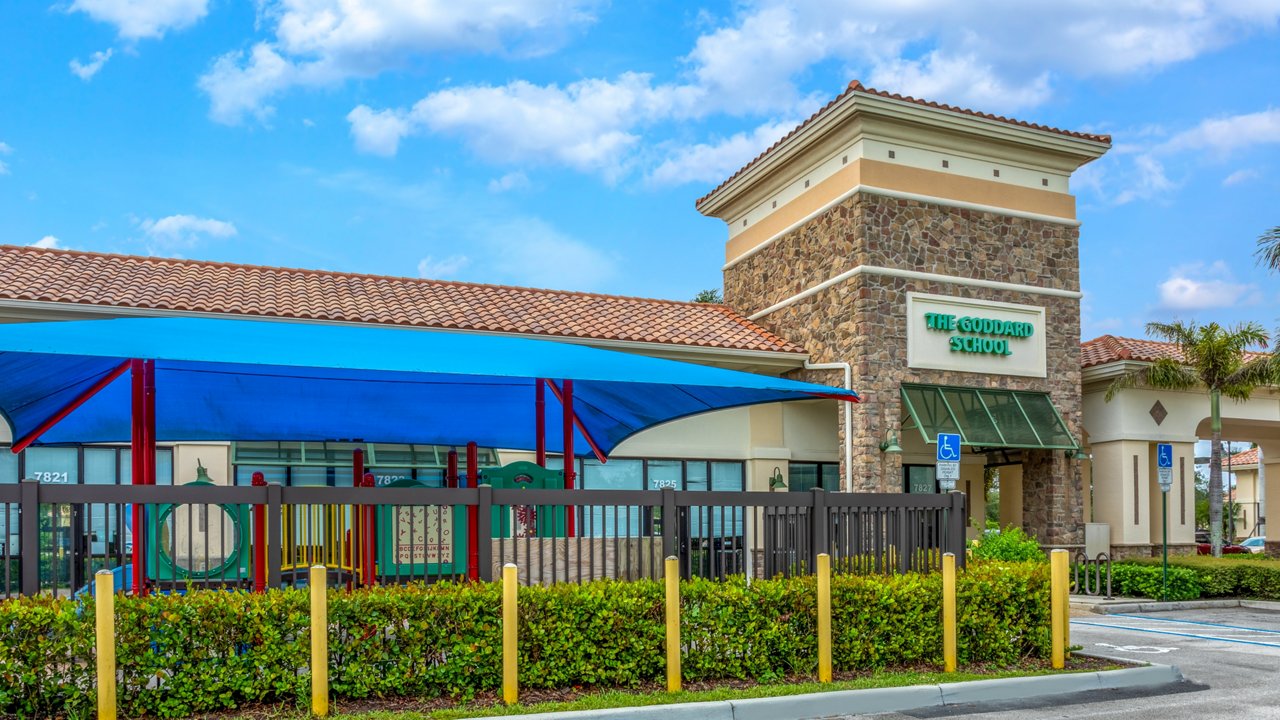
left=1, top=1, right=1278, bottom=342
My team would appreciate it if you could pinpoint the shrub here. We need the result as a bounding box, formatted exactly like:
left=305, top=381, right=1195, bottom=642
left=1109, top=564, right=1201, bottom=601
left=0, top=564, right=1054, bottom=718
left=969, top=527, right=1045, bottom=563
left=1124, top=556, right=1280, bottom=600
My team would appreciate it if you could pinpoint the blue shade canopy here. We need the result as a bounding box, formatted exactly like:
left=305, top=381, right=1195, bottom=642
left=0, top=317, right=856, bottom=456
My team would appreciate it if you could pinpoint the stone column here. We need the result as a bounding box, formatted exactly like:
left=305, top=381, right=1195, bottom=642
left=1021, top=449, right=1083, bottom=548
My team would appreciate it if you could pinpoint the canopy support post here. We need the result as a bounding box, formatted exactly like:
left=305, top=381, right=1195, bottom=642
left=362, top=471, right=377, bottom=587
left=544, top=380, right=607, bottom=464
left=352, top=448, right=364, bottom=590
left=446, top=449, right=458, bottom=488
left=11, top=359, right=132, bottom=454
left=466, top=442, right=480, bottom=581
left=562, top=380, right=576, bottom=538
left=535, top=379, right=546, bottom=468
left=129, top=359, right=145, bottom=597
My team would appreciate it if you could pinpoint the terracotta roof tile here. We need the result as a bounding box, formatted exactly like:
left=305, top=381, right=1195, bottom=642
left=1223, top=447, right=1260, bottom=469
left=696, top=80, right=1111, bottom=211
left=0, top=245, right=805, bottom=355
left=1081, top=335, right=1269, bottom=369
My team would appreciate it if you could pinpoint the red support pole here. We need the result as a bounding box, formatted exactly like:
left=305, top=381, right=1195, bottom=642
left=11, top=359, right=132, bottom=454
left=535, top=379, right=546, bottom=468
left=352, top=448, right=364, bottom=587
left=446, top=450, right=459, bottom=488
left=362, top=471, right=377, bottom=587
left=544, top=379, right=607, bottom=464
left=143, top=360, right=157, bottom=486
left=129, top=359, right=144, bottom=596
left=252, top=471, right=267, bottom=593
left=466, top=442, right=479, bottom=582
left=562, top=379, right=576, bottom=537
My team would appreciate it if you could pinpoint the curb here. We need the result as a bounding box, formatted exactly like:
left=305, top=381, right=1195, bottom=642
left=1074, top=598, right=1280, bottom=614
left=459, top=664, right=1184, bottom=720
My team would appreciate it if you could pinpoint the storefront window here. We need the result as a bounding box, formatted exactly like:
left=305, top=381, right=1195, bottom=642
left=235, top=466, right=287, bottom=486
left=290, top=466, right=331, bottom=487
left=121, top=448, right=175, bottom=484
left=0, top=448, right=18, bottom=484
left=647, top=460, right=681, bottom=490
left=84, top=448, right=118, bottom=485
left=789, top=462, right=839, bottom=492
left=26, top=448, right=78, bottom=484
left=904, top=465, right=937, bottom=494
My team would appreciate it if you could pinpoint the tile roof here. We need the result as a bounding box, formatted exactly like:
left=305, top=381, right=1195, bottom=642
left=1223, top=447, right=1260, bottom=469
left=0, top=245, right=805, bottom=354
left=1081, top=335, right=1270, bottom=369
left=696, top=80, right=1112, bottom=211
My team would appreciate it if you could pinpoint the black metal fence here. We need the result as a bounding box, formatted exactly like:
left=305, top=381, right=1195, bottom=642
left=0, top=480, right=966, bottom=598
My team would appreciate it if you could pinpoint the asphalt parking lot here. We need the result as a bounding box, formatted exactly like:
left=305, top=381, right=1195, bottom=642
left=867, top=607, right=1280, bottom=719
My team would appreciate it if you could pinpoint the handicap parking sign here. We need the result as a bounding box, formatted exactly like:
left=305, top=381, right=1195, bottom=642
left=1156, top=443, right=1173, bottom=492
left=936, top=433, right=961, bottom=462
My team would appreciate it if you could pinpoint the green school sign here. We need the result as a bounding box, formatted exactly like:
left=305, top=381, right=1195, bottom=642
left=923, top=312, right=1034, bottom=356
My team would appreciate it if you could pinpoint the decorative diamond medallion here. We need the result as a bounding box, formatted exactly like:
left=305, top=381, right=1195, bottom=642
left=1149, top=400, right=1168, bottom=426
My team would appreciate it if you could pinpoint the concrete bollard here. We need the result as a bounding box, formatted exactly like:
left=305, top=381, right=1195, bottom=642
left=503, top=563, right=519, bottom=705
left=95, top=570, right=116, bottom=720
left=665, top=556, right=681, bottom=692
left=817, top=553, right=832, bottom=682
left=310, top=565, right=329, bottom=717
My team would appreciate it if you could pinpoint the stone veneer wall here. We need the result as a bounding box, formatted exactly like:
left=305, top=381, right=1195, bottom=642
left=726, top=192, right=1085, bottom=545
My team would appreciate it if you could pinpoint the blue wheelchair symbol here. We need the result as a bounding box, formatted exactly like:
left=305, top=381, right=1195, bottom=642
left=937, top=433, right=961, bottom=461
left=1157, top=444, right=1173, bottom=469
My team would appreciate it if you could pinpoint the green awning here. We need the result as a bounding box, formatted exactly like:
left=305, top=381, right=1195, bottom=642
left=900, top=383, right=1077, bottom=451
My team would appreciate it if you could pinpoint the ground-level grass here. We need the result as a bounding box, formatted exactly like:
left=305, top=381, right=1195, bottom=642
left=287, top=656, right=1118, bottom=719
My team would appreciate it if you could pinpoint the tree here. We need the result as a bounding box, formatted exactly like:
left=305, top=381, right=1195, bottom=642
left=691, top=288, right=723, bottom=303
left=1258, top=226, right=1280, bottom=272
left=1105, top=321, right=1279, bottom=556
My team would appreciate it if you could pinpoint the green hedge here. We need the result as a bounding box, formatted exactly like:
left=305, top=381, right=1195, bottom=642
left=0, top=565, right=1052, bottom=718
left=1108, top=563, right=1201, bottom=601
left=1122, top=556, right=1280, bottom=600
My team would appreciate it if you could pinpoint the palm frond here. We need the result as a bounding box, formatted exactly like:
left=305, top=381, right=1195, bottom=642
left=1143, top=359, right=1199, bottom=391
left=1145, top=320, right=1198, bottom=347
left=1104, top=366, right=1148, bottom=402
left=1257, top=226, right=1280, bottom=272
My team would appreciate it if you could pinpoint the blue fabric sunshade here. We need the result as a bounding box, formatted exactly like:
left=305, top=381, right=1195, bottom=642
left=0, top=317, right=857, bottom=456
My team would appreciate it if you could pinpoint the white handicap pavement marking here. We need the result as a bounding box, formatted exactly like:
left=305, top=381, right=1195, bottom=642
left=1094, top=642, right=1178, bottom=654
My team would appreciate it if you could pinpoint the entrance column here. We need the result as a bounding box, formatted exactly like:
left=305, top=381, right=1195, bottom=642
left=1259, top=441, right=1280, bottom=555
left=1146, top=442, right=1196, bottom=554
left=1021, top=450, right=1083, bottom=548
left=998, top=465, right=1023, bottom=530
left=1089, top=440, right=1151, bottom=558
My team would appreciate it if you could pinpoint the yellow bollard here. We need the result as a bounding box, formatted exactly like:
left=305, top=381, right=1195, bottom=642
left=1050, top=549, right=1067, bottom=670
left=943, top=552, right=956, bottom=673
left=665, top=556, right=681, bottom=692
left=503, top=563, right=519, bottom=705
left=817, top=553, right=832, bottom=683
left=310, top=565, right=329, bottom=717
left=94, top=570, right=116, bottom=720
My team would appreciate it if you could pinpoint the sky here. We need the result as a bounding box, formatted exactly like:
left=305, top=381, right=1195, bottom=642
left=0, top=1, right=1278, bottom=343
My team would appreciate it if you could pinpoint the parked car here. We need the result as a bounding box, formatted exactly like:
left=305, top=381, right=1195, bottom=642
left=1240, top=537, right=1267, bottom=554
left=1197, top=541, right=1250, bottom=555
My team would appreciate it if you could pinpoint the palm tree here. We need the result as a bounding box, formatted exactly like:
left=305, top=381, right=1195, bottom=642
left=1259, top=226, right=1280, bottom=272
left=1105, top=321, right=1279, bottom=556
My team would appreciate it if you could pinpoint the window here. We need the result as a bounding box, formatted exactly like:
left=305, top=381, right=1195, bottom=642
left=26, top=448, right=78, bottom=485
left=232, top=442, right=499, bottom=486
left=904, top=465, right=937, bottom=494
left=789, top=462, right=840, bottom=492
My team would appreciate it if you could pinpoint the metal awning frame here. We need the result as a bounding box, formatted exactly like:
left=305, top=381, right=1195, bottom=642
left=899, top=383, right=1078, bottom=451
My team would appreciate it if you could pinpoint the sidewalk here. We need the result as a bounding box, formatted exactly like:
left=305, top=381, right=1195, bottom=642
left=458, top=661, right=1184, bottom=720
left=1071, top=594, right=1280, bottom=615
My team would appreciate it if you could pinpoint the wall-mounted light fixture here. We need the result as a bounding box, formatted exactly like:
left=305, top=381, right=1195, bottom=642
left=879, top=432, right=902, bottom=454
left=768, top=466, right=786, bottom=490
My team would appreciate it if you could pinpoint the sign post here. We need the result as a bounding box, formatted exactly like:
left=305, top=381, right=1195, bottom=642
left=1156, top=443, right=1174, bottom=601
left=936, top=433, right=961, bottom=493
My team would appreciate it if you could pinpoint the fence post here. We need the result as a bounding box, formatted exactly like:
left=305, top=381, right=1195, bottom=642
left=252, top=472, right=267, bottom=593
left=896, top=507, right=910, bottom=574
left=477, top=485, right=494, bottom=582
left=502, top=563, right=518, bottom=705
left=94, top=570, right=116, bottom=720
left=1050, top=549, right=1067, bottom=669
left=950, top=492, right=967, bottom=569
left=310, top=565, right=328, bottom=717
left=661, top=488, right=677, bottom=562
left=816, top=553, right=832, bottom=683
left=664, top=555, right=681, bottom=692
left=810, top=488, right=828, bottom=573
left=20, top=479, right=38, bottom=596
left=942, top=552, right=956, bottom=672
left=266, top=483, right=283, bottom=590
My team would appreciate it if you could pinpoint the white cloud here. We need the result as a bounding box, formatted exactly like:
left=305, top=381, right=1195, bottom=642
left=69, top=48, right=114, bottom=81
left=0, top=141, right=11, bottom=176
left=487, top=172, right=530, bottom=193
left=867, top=53, right=1051, bottom=112
left=417, top=255, right=470, bottom=279
left=70, top=0, right=209, bottom=40
left=1114, top=155, right=1175, bottom=205
left=346, top=105, right=412, bottom=156
left=1159, top=108, right=1280, bottom=155
left=139, top=214, right=237, bottom=248
left=648, top=120, right=798, bottom=187
left=199, top=0, right=601, bottom=124
left=1158, top=261, right=1261, bottom=311
left=31, top=236, right=63, bottom=249
left=1223, top=168, right=1261, bottom=187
